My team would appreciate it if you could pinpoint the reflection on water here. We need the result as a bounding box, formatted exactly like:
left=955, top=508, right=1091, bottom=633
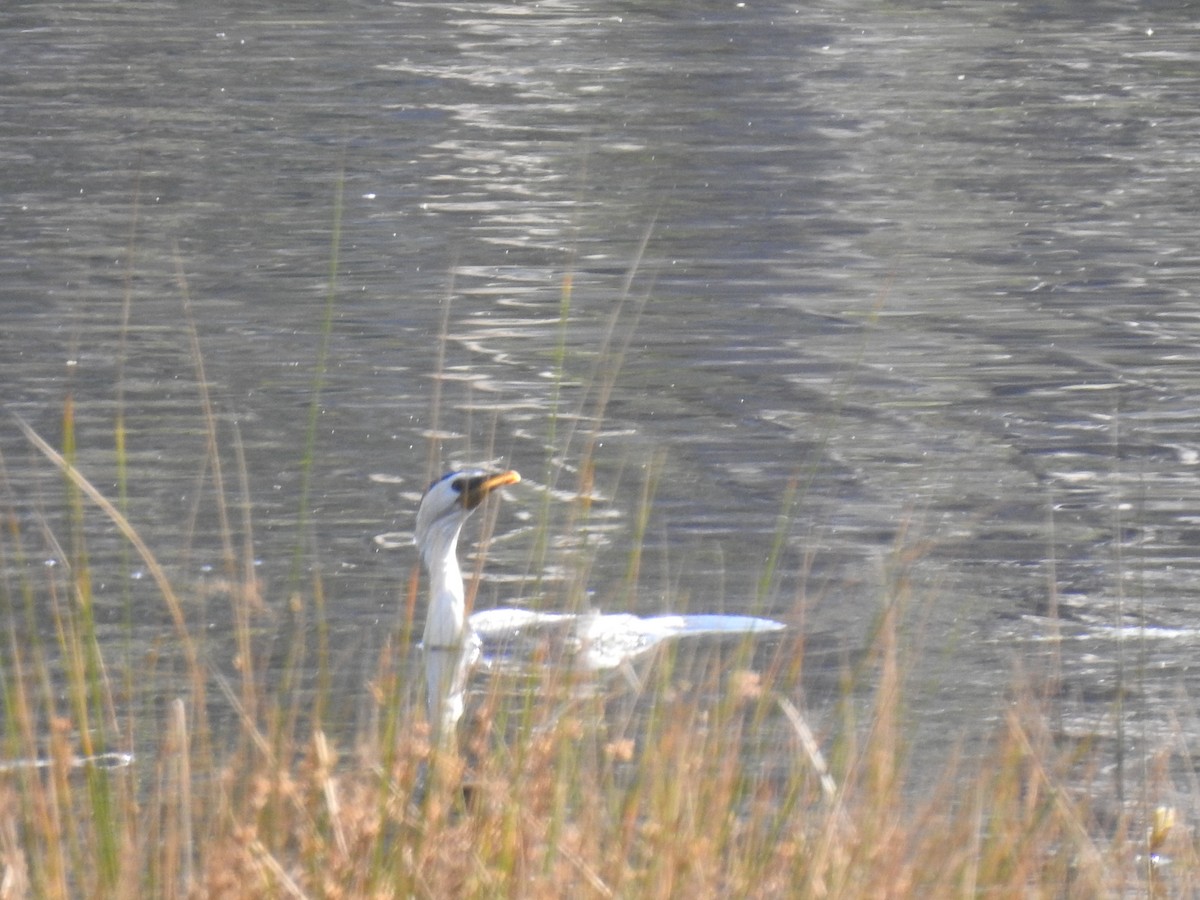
left=3, top=1, right=1200, bottom=789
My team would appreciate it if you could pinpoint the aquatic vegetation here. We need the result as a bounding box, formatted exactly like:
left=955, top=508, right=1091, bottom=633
left=0, top=199, right=1193, bottom=899
left=2, top=349, right=1194, bottom=900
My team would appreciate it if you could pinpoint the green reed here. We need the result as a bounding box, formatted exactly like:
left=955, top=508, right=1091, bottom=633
left=0, top=187, right=1194, bottom=898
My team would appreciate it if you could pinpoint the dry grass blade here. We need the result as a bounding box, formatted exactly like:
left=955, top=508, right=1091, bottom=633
left=777, top=694, right=839, bottom=804
left=170, top=698, right=194, bottom=895
left=8, top=411, right=202, bottom=682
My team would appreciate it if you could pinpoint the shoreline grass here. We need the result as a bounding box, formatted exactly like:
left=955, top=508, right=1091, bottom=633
left=2, top=388, right=1195, bottom=898
left=0, top=207, right=1194, bottom=898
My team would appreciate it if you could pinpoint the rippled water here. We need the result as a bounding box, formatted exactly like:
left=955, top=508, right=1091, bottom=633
left=3, top=1, right=1200, bottom=789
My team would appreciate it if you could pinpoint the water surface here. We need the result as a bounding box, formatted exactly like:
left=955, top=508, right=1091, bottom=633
left=3, top=1, right=1200, bottom=792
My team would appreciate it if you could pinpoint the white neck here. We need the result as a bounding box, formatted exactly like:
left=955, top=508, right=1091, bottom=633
left=421, top=516, right=468, bottom=649
left=419, top=513, right=474, bottom=744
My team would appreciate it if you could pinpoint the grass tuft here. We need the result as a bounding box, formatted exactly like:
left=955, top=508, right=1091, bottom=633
left=0, top=214, right=1194, bottom=899
left=0, top=431, right=1194, bottom=896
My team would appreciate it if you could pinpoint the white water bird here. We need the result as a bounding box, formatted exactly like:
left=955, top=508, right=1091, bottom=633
left=415, top=468, right=785, bottom=740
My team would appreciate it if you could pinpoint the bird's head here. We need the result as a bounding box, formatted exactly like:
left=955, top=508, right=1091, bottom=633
left=414, top=468, right=521, bottom=568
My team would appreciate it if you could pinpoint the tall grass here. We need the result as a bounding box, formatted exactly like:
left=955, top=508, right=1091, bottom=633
left=3, top=445, right=1191, bottom=898
left=0, top=239, right=1195, bottom=898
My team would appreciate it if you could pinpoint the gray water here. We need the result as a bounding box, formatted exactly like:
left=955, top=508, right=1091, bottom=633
left=3, top=1, right=1200, bottom=795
